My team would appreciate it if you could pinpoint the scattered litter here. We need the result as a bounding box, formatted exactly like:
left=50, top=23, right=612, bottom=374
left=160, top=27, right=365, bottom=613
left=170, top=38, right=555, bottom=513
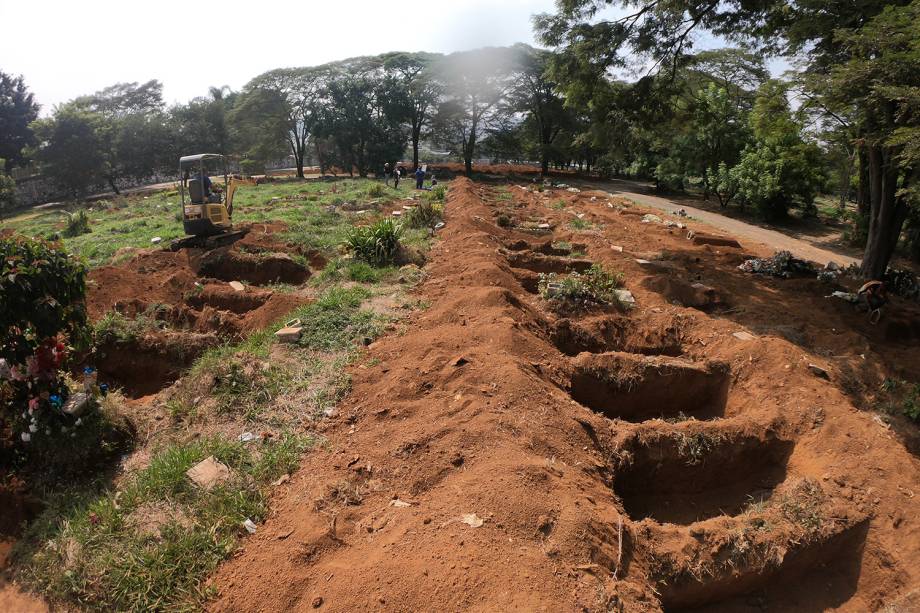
left=566, top=187, right=581, bottom=193
left=537, top=223, right=551, bottom=229
left=434, top=222, right=445, bottom=230
left=229, top=281, right=245, bottom=292
left=391, top=499, right=413, bottom=508
left=556, top=183, right=569, bottom=189
left=641, top=214, right=662, bottom=224
left=150, top=236, right=162, bottom=244
left=242, top=519, right=258, bottom=534
left=808, top=364, right=830, bottom=380
left=238, top=432, right=256, bottom=442
left=732, top=331, right=757, bottom=341
left=611, top=245, right=623, bottom=253
left=392, top=210, right=402, bottom=216
left=590, top=196, right=597, bottom=201
left=634, top=259, right=652, bottom=266
left=402, top=205, right=413, bottom=210
left=738, top=251, right=815, bottom=278
left=460, top=513, right=484, bottom=528
left=828, top=291, right=858, bottom=303
left=664, top=221, right=686, bottom=229
left=675, top=208, right=688, bottom=217
left=186, top=456, right=231, bottom=490
left=613, top=289, right=636, bottom=309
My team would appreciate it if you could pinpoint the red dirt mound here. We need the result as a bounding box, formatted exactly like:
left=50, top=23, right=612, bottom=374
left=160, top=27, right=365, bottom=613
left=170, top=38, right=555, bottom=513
left=207, top=178, right=920, bottom=611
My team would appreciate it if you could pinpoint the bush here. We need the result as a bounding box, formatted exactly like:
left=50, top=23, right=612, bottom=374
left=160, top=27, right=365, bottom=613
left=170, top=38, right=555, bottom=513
left=366, top=182, right=387, bottom=198
left=404, top=201, right=443, bottom=228
left=63, top=210, right=91, bottom=238
left=0, top=164, right=15, bottom=219
left=429, top=184, right=447, bottom=202
left=343, top=218, right=403, bottom=265
left=538, top=264, right=624, bottom=309
left=1, top=235, right=88, bottom=445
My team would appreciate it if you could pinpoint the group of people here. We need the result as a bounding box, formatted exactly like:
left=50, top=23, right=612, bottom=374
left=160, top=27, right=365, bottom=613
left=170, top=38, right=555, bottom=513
left=383, top=162, right=437, bottom=190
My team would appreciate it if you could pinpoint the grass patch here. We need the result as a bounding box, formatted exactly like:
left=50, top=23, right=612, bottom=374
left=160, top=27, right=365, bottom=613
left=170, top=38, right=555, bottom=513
left=343, top=218, right=403, bottom=266
left=15, top=433, right=314, bottom=612
left=403, top=201, right=443, bottom=229
left=568, top=217, right=594, bottom=231
left=538, top=264, right=625, bottom=310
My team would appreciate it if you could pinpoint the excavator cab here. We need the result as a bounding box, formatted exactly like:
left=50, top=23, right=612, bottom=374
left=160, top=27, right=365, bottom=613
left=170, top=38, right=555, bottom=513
left=179, top=153, right=240, bottom=236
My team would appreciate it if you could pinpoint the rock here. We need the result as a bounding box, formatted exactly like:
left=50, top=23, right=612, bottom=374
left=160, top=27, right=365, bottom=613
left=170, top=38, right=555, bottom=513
left=460, top=513, right=484, bottom=528
left=62, top=392, right=91, bottom=416
left=271, top=474, right=290, bottom=487
left=613, top=289, right=636, bottom=309
left=275, top=326, right=303, bottom=343
left=186, top=456, right=231, bottom=490
left=825, top=261, right=841, bottom=271
left=391, top=499, right=413, bottom=508
left=611, top=245, right=623, bottom=253
left=312, top=596, right=324, bottom=608
left=732, top=331, right=757, bottom=341
left=229, top=281, right=245, bottom=292
left=808, top=364, right=830, bottom=380
left=641, top=214, right=663, bottom=224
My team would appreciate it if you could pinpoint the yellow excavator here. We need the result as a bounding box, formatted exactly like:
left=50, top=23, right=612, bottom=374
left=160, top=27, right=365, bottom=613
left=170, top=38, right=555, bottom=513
left=170, top=153, right=251, bottom=249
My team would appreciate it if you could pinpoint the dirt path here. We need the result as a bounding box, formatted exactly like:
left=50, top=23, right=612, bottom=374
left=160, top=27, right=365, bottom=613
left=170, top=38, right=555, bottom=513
left=583, top=178, right=861, bottom=268
left=208, top=179, right=920, bottom=611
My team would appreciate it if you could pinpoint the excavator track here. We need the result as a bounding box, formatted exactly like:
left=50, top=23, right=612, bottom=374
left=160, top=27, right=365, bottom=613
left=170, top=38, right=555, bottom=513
left=167, top=229, right=249, bottom=252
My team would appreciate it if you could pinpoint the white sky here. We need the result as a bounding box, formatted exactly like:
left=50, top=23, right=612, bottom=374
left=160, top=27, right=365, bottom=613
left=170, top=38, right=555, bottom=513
left=0, top=0, right=558, bottom=113
left=1, top=0, right=787, bottom=115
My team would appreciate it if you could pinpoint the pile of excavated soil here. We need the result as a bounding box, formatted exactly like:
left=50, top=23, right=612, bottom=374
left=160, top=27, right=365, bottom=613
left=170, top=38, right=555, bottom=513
left=207, top=179, right=920, bottom=611
left=85, top=223, right=315, bottom=398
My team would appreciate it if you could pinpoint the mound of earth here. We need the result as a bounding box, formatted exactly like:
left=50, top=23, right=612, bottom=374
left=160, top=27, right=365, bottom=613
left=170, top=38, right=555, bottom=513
left=207, top=178, right=920, bottom=611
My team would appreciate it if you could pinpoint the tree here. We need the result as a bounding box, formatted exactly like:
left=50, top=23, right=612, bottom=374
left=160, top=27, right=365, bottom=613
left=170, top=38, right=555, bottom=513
left=0, top=72, right=40, bottom=170
left=381, top=52, right=442, bottom=169
left=0, top=158, right=15, bottom=219
left=536, top=0, right=917, bottom=278
left=236, top=68, right=325, bottom=178
left=509, top=45, right=571, bottom=176
left=435, top=48, right=518, bottom=176
left=30, top=104, right=108, bottom=197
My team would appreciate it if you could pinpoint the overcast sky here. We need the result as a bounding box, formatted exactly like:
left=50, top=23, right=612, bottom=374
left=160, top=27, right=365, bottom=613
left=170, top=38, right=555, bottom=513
left=1, top=0, right=786, bottom=114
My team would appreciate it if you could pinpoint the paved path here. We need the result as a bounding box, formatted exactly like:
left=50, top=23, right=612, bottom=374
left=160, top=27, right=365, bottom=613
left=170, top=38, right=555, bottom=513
left=584, top=178, right=860, bottom=267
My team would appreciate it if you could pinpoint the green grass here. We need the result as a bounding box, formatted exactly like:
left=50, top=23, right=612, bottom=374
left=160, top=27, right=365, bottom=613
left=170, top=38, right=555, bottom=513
left=1, top=177, right=434, bottom=268
left=15, top=434, right=314, bottom=612
left=568, top=217, right=594, bottom=231
left=538, top=264, right=625, bottom=310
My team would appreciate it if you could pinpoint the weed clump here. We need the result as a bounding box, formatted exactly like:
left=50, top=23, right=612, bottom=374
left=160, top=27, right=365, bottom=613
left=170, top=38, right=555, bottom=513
left=344, top=218, right=403, bottom=265
left=404, top=201, right=443, bottom=229
left=63, top=210, right=91, bottom=238
left=538, top=264, right=624, bottom=310
left=366, top=182, right=387, bottom=198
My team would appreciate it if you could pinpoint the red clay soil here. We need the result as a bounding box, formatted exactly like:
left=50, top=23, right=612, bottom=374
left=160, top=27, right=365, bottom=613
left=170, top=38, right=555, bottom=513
left=85, top=222, right=314, bottom=397
left=208, top=179, right=920, bottom=611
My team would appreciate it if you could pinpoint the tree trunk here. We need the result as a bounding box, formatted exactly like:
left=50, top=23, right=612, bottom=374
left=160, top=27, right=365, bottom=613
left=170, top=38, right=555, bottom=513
left=412, top=126, right=421, bottom=170
left=464, top=125, right=476, bottom=177
left=856, top=149, right=870, bottom=217
left=860, top=144, right=908, bottom=279
left=107, top=176, right=120, bottom=195
left=541, top=154, right=549, bottom=176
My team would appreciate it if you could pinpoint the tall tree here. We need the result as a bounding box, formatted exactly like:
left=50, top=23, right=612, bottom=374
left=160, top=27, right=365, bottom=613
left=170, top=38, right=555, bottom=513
left=236, top=68, right=324, bottom=178
left=381, top=52, right=442, bottom=169
left=509, top=45, right=570, bottom=176
left=435, top=48, right=518, bottom=176
left=0, top=72, right=40, bottom=170
left=30, top=104, right=108, bottom=197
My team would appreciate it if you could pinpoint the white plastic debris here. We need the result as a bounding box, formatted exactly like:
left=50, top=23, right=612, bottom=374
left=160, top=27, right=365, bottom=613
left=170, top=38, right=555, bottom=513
left=460, top=513, right=484, bottom=528
left=150, top=236, right=162, bottom=244
left=641, top=214, right=662, bottom=224
left=238, top=432, right=256, bottom=442
left=242, top=519, right=258, bottom=534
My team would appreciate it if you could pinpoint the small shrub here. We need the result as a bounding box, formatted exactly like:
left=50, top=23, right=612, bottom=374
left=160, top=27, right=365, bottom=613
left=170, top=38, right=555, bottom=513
left=343, top=218, right=403, bottom=265
left=404, top=201, right=443, bottom=228
left=429, top=184, right=447, bottom=202
left=538, top=264, right=624, bottom=309
left=1, top=234, right=88, bottom=446
left=496, top=213, right=512, bottom=228
left=63, top=210, right=91, bottom=238
left=366, top=182, right=387, bottom=198
left=0, top=165, right=15, bottom=219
